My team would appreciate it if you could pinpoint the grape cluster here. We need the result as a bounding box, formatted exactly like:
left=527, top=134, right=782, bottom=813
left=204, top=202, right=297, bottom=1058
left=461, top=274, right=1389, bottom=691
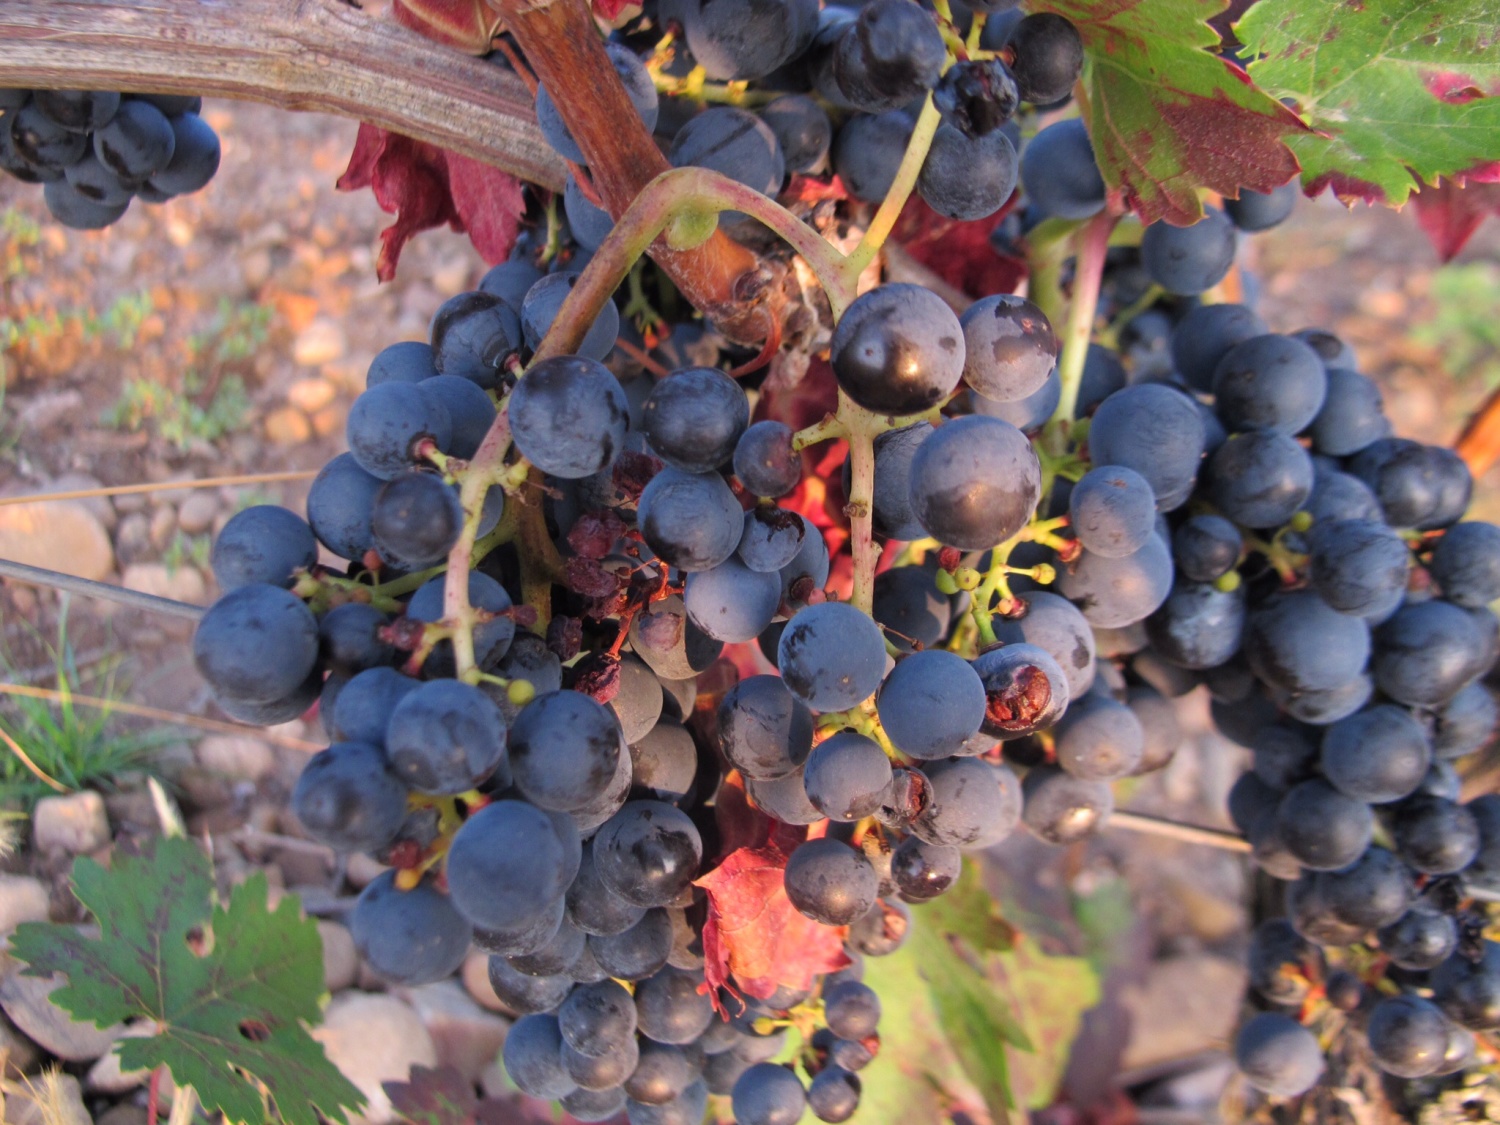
left=532, top=0, right=1084, bottom=251
left=0, top=88, right=221, bottom=230
left=171, top=0, right=1497, bottom=1119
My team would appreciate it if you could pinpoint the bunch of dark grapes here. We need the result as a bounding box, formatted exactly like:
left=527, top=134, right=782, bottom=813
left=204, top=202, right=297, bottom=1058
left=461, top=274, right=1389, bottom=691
left=0, top=88, right=221, bottom=229
left=1009, top=88, right=1500, bottom=1104
left=160, top=0, right=1499, bottom=1120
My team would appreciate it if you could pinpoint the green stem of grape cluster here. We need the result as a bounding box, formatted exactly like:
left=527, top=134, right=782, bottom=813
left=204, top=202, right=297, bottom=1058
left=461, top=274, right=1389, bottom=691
left=434, top=57, right=1023, bottom=672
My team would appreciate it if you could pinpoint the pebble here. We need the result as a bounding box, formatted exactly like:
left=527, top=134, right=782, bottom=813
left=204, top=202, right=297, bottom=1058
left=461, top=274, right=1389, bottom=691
left=0, top=875, right=50, bottom=940
left=287, top=377, right=337, bottom=415
left=175, top=491, right=219, bottom=535
left=142, top=469, right=194, bottom=505
left=3, top=1071, right=88, bottom=1125
left=1119, top=954, right=1247, bottom=1071
left=32, top=791, right=110, bottom=855
left=293, top=318, right=348, bottom=367
left=0, top=1011, right=41, bottom=1078
left=402, top=980, right=509, bottom=1084
left=39, top=473, right=115, bottom=531
left=264, top=407, right=312, bottom=445
left=84, top=1022, right=161, bottom=1094
left=312, top=405, right=344, bottom=438
left=344, top=852, right=387, bottom=889
left=0, top=502, right=114, bottom=581
left=16, top=390, right=85, bottom=433
left=113, top=491, right=148, bottom=515
left=120, top=563, right=208, bottom=605
left=148, top=505, right=177, bottom=551
left=0, top=966, right=123, bottom=1061
left=195, top=736, right=276, bottom=783
left=318, top=921, right=359, bottom=993
left=114, top=511, right=153, bottom=564
left=315, top=992, right=437, bottom=1125
left=460, top=949, right=507, bottom=1014
left=94, top=1106, right=149, bottom=1125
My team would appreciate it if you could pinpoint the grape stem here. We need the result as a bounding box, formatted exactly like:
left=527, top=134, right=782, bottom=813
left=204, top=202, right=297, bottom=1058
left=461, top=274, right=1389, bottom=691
left=443, top=167, right=862, bottom=677
left=843, top=95, right=944, bottom=281
left=442, top=409, right=513, bottom=682
left=1052, top=208, right=1119, bottom=425
left=840, top=397, right=888, bottom=615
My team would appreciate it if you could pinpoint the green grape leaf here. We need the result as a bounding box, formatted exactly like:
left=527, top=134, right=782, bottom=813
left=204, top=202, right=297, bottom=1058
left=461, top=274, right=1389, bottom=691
left=859, top=946, right=990, bottom=1125
left=1237, top=0, right=1500, bottom=206
left=903, top=862, right=1030, bottom=1121
left=1029, top=0, right=1307, bottom=225
left=9, top=837, right=364, bottom=1125
left=989, top=940, right=1101, bottom=1109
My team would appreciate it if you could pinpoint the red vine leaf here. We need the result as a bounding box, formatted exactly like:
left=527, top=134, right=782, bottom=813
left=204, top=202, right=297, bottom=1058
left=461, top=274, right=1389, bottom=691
left=891, top=196, right=1027, bottom=302
left=695, top=845, right=851, bottom=1011
left=337, top=125, right=526, bottom=281
left=713, top=771, right=772, bottom=858
left=1029, top=0, right=1306, bottom=225
left=591, top=0, right=641, bottom=20
left=393, top=0, right=501, bottom=53
left=1411, top=171, right=1500, bottom=262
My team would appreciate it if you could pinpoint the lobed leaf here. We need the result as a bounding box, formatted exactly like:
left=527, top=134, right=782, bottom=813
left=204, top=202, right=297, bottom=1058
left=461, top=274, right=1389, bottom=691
left=1412, top=174, right=1500, bottom=260
left=694, top=844, right=851, bottom=1009
left=337, top=125, right=527, bottom=281
left=10, top=837, right=364, bottom=1125
left=1030, top=0, right=1306, bottom=225
left=1238, top=0, right=1500, bottom=206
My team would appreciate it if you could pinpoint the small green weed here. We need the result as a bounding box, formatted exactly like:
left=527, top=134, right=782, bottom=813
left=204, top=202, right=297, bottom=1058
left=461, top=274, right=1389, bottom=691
left=102, top=297, right=267, bottom=451
left=104, top=374, right=250, bottom=451
left=1410, top=262, right=1500, bottom=391
left=162, top=530, right=212, bottom=575
left=0, top=604, right=177, bottom=807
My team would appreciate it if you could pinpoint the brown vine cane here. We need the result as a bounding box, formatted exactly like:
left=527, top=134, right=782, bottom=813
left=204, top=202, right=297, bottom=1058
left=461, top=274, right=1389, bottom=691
left=492, top=0, right=779, bottom=347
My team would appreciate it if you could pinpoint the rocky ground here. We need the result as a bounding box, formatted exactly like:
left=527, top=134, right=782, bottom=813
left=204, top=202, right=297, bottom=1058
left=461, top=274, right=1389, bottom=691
left=0, top=98, right=1496, bottom=1125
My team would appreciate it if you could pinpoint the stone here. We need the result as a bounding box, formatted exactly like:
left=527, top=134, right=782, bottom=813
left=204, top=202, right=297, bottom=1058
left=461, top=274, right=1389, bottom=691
left=344, top=852, right=387, bottom=889
left=312, top=405, right=344, bottom=438
left=16, top=390, right=85, bottom=433
left=142, top=469, right=194, bottom=504
left=293, top=318, right=348, bottom=367
left=84, top=1022, right=161, bottom=1094
left=403, top=980, right=509, bottom=1084
left=1119, top=954, right=1247, bottom=1071
left=32, top=791, right=110, bottom=855
left=460, top=950, right=507, bottom=1014
left=0, top=967, right=123, bottom=1061
left=319, top=921, right=359, bottom=993
left=114, top=511, right=152, bottom=563
left=0, top=1011, right=41, bottom=1078
left=0, top=876, right=49, bottom=940
left=315, top=992, right=437, bottom=1125
left=95, top=1106, right=149, bottom=1125
left=0, top=502, right=113, bottom=581
left=195, top=736, right=276, bottom=783
left=175, top=491, right=219, bottom=535
left=37, top=473, right=114, bottom=531
left=264, top=407, right=312, bottom=445
left=121, top=563, right=208, bottom=606
left=287, top=377, right=337, bottom=415
left=148, top=505, right=177, bottom=551
left=3, top=1071, right=88, bottom=1125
